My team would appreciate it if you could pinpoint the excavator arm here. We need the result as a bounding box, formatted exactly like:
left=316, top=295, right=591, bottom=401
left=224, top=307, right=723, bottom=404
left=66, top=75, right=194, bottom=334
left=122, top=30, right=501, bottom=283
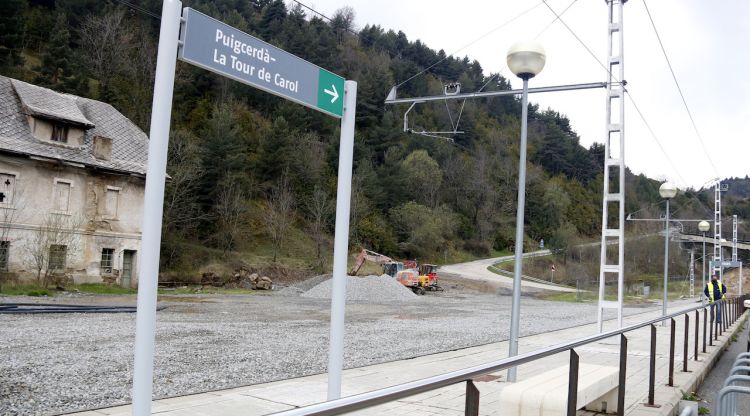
left=350, top=249, right=394, bottom=275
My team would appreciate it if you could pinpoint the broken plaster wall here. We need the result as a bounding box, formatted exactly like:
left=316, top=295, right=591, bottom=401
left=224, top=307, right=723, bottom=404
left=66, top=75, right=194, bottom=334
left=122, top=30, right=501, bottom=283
left=0, top=156, right=144, bottom=286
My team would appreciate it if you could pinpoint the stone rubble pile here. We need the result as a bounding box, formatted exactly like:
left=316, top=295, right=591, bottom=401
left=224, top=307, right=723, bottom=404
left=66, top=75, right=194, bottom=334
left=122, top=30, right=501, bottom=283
left=200, top=268, right=273, bottom=290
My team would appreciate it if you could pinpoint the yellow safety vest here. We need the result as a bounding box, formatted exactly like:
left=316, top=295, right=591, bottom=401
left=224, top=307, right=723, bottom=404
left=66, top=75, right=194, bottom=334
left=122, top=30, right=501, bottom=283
left=706, top=281, right=726, bottom=303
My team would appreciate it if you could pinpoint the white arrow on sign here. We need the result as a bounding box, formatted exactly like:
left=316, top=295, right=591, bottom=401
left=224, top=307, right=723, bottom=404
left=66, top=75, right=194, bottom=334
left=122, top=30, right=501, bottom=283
left=324, top=84, right=339, bottom=103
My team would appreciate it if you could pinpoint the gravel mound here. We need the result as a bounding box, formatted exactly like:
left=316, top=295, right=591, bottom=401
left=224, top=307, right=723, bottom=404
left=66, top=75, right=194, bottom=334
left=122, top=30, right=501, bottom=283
left=301, top=274, right=417, bottom=302
left=276, top=274, right=332, bottom=296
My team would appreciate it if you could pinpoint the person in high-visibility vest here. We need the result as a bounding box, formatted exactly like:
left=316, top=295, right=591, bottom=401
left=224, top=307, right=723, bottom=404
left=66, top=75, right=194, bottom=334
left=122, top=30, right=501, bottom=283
left=704, top=274, right=727, bottom=323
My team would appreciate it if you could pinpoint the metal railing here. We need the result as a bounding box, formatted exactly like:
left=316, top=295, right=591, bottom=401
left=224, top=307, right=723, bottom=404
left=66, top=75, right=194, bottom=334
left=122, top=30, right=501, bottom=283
left=272, top=296, right=748, bottom=416
left=715, top=351, right=750, bottom=415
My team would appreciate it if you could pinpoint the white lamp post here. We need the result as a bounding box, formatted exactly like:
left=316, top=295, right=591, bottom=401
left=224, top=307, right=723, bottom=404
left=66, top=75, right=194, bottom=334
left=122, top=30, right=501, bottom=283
left=506, top=40, right=545, bottom=383
left=660, top=182, right=678, bottom=320
left=699, top=220, right=711, bottom=305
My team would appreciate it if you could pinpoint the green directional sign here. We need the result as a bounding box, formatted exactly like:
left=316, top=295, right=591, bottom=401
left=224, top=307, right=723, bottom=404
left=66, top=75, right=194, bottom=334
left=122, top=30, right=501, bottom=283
left=317, top=69, right=345, bottom=117
left=178, top=8, right=345, bottom=118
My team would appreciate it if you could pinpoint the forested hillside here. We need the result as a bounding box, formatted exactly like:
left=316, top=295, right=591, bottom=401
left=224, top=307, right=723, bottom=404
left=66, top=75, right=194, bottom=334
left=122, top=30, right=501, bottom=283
left=1, top=0, right=743, bottom=277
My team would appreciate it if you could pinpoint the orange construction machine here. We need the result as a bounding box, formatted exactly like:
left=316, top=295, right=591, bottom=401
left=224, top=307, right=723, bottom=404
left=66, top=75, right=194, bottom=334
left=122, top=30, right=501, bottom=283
left=350, top=248, right=443, bottom=295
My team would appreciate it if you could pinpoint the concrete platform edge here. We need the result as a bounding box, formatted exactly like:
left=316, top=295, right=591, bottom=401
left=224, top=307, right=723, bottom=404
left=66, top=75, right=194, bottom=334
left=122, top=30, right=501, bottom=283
left=627, top=312, right=748, bottom=416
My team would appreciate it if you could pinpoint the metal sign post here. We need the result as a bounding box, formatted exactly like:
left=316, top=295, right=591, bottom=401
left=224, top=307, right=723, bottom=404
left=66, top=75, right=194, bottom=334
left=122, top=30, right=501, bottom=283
left=132, top=1, right=182, bottom=414
left=132, top=2, right=355, bottom=413
left=327, top=80, right=356, bottom=400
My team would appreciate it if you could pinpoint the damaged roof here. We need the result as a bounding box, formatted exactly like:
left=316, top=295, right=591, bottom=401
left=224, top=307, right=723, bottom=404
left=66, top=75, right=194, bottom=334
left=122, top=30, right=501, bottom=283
left=0, top=76, right=148, bottom=176
left=11, top=79, right=95, bottom=127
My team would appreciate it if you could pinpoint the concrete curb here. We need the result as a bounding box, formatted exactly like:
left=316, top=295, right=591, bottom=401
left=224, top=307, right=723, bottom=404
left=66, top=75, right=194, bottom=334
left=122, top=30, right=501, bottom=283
left=628, top=312, right=747, bottom=416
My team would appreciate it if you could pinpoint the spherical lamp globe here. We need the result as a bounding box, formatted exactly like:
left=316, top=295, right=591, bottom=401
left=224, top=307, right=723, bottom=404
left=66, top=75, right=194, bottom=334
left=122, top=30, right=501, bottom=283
left=506, top=41, right=546, bottom=80
left=659, top=182, right=678, bottom=199
left=698, top=220, right=711, bottom=233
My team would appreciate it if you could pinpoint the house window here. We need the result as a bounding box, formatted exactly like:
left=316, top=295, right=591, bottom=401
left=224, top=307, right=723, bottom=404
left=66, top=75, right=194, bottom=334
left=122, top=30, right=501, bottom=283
left=54, top=181, right=71, bottom=212
left=0, top=173, right=15, bottom=204
left=48, top=244, right=67, bottom=272
left=0, top=241, right=9, bottom=272
left=51, top=124, right=69, bottom=143
left=105, top=188, right=119, bottom=218
left=101, top=248, right=114, bottom=274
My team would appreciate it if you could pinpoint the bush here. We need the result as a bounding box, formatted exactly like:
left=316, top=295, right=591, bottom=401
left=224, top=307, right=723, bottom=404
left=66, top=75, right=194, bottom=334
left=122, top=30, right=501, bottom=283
left=463, top=240, right=490, bottom=257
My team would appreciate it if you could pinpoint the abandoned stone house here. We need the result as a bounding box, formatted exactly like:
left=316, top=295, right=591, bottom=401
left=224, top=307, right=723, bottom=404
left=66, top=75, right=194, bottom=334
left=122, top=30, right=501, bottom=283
left=0, top=75, right=148, bottom=287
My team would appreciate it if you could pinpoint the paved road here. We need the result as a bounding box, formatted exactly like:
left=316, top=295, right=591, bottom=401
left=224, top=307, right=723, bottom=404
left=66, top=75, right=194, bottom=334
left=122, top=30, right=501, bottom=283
left=440, top=250, right=576, bottom=293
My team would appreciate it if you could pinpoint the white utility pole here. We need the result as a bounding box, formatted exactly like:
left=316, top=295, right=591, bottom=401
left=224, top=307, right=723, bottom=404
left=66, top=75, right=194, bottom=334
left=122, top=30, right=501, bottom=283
left=732, top=214, right=738, bottom=262
left=689, top=250, right=695, bottom=298
left=597, top=0, right=627, bottom=331
left=132, top=1, right=182, bottom=414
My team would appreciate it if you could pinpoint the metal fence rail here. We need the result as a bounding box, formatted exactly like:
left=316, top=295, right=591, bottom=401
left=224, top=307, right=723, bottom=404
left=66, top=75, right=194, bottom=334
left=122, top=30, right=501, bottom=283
left=715, top=352, right=750, bottom=415
left=272, top=296, right=748, bottom=416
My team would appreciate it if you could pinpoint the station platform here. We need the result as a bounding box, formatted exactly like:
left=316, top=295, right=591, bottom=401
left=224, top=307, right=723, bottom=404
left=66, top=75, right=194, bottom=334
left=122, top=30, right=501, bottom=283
left=73, top=300, right=744, bottom=416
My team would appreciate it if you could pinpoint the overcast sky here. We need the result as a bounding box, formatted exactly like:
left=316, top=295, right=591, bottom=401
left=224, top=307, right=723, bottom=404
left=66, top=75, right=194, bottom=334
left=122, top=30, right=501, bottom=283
left=305, top=0, right=750, bottom=190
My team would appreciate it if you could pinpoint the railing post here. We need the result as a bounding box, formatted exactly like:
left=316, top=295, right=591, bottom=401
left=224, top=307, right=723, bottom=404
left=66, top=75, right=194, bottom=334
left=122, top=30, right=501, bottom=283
left=465, top=380, right=479, bottom=416
left=568, top=349, right=579, bottom=416
left=682, top=314, right=690, bottom=373
left=726, top=300, right=729, bottom=329
left=710, top=306, right=715, bottom=345
left=649, top=324, right=656, bottom=406
left=694, top=309, right=699, bottom=361
left=669, top=318, right=676, bottom=386
left=618, top=334, right=627, bottom=416
left=703, top=307, right=708, bottom=352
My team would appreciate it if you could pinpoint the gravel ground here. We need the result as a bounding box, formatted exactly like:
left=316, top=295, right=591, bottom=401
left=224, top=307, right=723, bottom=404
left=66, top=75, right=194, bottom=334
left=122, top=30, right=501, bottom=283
left=301, top=274, right=417, bottom=301
left=0, top=277, right=667, bottom=415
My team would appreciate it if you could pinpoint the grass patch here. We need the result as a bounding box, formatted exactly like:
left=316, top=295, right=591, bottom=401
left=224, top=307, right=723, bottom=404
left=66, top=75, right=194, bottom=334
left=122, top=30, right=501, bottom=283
left=538, top=291, right=648, bottom=305
left=76, top=283, right=137, bottom=295
left=0, top=284, right=50, bottom=297
left=157, top=286, right=259, bottom=295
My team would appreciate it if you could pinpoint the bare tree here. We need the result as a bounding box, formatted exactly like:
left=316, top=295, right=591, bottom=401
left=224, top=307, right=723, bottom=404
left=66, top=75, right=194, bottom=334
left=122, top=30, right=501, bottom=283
left=77, top=8, right=134, bottom=93
left=331, top=6, right=356, bottom=43
left=23, top=213, right=84, bottom=287
left=263, top=174, right=295, bottom=262
left=163, top=130, right=206, bottom=232
left=214, top=182, right=246, bottom=254
left=120, top=23, right=156, bottom=128
left=304, top=185, right=332, bottom=270
left=0, top=186, right=26, bottom=290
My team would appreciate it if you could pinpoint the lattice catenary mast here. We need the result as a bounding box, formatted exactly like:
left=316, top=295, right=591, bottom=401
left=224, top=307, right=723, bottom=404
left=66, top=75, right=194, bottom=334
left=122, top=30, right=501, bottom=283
left=597, top=0, right=627, bottom=331
left=712, top=182, right=725, bottom=281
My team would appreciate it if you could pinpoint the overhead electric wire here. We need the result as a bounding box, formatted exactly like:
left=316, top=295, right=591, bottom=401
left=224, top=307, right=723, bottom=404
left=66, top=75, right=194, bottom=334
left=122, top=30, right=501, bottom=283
left=535, top=0, right=578, bottom=40
left=625, top=92, right=689, bottom=186
left=642, top=0, right=721, bottom=178
left=541, top=0, right=615, bottom=80
left=540, top=0, right=719, bottom=218
left=290, top=0, right=359, bottom=37
left=540, top=1, right=697, bottom=186
left=112, top=0, right=161, bottom=20
left=394, top=1, right=545, bottom=88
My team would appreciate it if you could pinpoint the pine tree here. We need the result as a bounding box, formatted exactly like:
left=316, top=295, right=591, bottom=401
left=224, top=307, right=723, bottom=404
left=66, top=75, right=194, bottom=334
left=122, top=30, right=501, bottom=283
left=36, top=13, right=72, bottom=89
left=0, top=0, right=27, bottom=70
